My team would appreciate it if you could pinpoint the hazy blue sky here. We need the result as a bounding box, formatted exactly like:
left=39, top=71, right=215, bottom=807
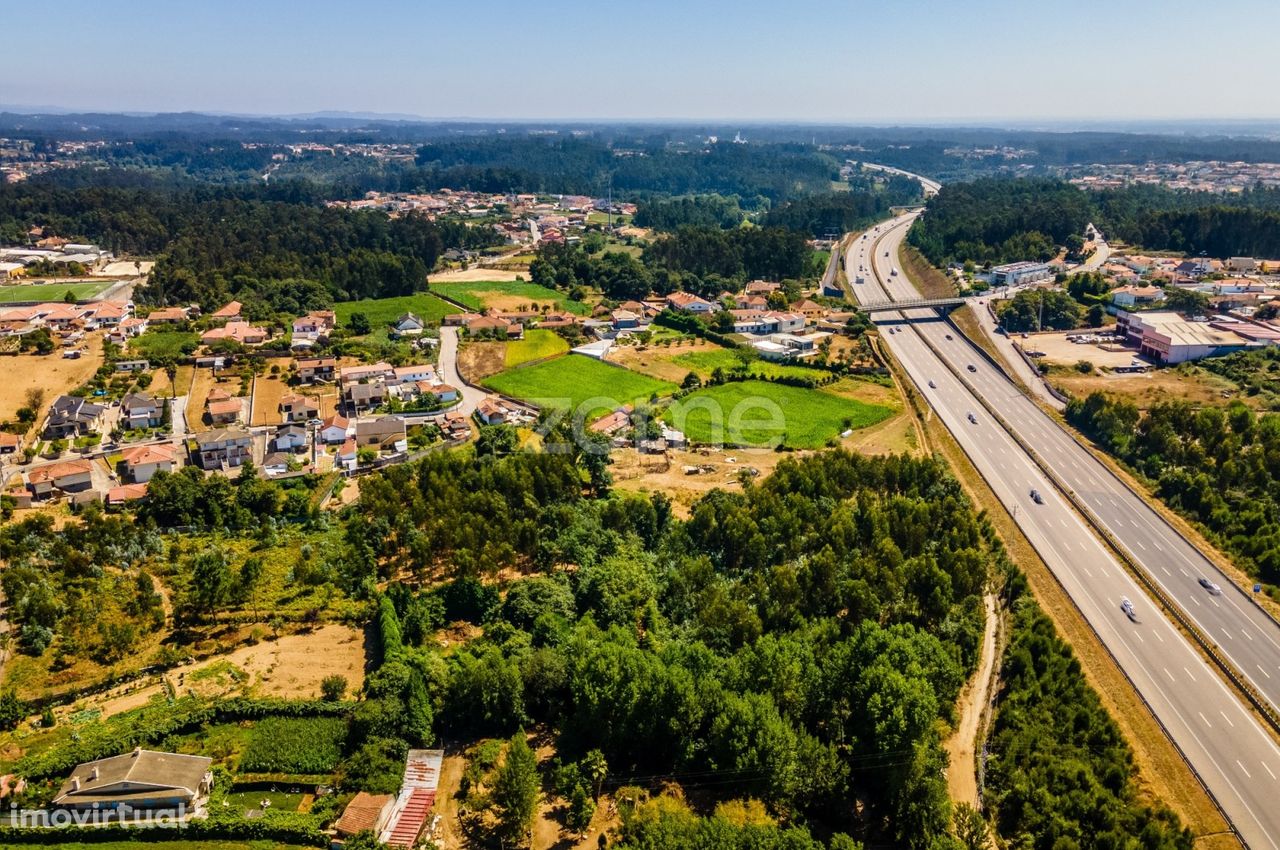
left=5, top=0, right=1277, bottom=121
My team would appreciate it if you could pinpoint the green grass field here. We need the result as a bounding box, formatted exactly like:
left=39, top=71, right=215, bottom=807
left=505, top=328, right=568, bottom=367
left=484, top=354, right=675, bottom=419
left=431, top=280, right=592, bottom=316
left=0, top=281, right=113, bottom=303
left=665, top=380, right=893, bottom=448
left=333, top=292, right=455, bottom=331
left=672, top=348, right=829, bottom=381
left=130, top=330, right=199, bottom=359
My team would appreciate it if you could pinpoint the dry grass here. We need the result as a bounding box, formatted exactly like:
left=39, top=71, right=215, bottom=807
left=612, top=447, right=790, bottom=519
left=250, top=373, right=293, bottom=426
left=0, top=333, right=106, bottom=426
left=429, top=267, right=529, bottom=283
left=900, top=244, right=957, bottom=299
left=608, top=339, right=723, bottom=383
left=59, top=624, right=368, bottom=722
left=458, top=341, right=507, bottom=383
left=1049, top=368, right=1243, bottom=410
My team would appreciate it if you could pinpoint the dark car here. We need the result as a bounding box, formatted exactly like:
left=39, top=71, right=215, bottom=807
left=966, top=364, right=977, bottom=372
left=1197, top=577, right=1223, bottom=595
left=1030, top=488, right=1044, bottom=504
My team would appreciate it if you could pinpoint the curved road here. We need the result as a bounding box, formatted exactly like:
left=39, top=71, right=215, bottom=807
left=850, top=211, right=1280, bottom=850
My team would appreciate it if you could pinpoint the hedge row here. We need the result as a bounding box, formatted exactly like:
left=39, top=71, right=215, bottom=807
left=0, top=810, right=327, bottom=846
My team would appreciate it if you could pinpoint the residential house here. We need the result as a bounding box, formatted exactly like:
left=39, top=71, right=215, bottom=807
left=345, top=382, right=388, bottom=412
left=44, top=395, right=105, bottom=439
left=475, top=398, right=513, bottom=425
left=114, top=359, right=150, bottom=373
left=335, top=792, right=395, bottom=841
left=589, top=406, right=632, bottom=436
left=120, top=392, right=162, bottom=430
left=666, top=292, right=717, bottom=314
left=537, top=310, right=580, bottom=329
left=753, top=332, right=819, bottom=361
left=261, top=452, right=292, bottom=477
left=106, top=483, right=149, bottom=508
left=336, top=438, right=358, bottom=471
left=296, top=356, right=337, bottom=384
left=393, top=364, right=437, bottom=384
left=355, top=416, right=407, bottom=453
left=1111, top=285, right=1166, bottom=308
left=192, top=429, right=252, bottom=470
left=427, top=384, right=458, bottom=403
left=340, top=362, right=394, bottom=385
left=52, top=750, right=213, bottom=812
left=86, top=302, right=127, bottom=327
left=206, top=398, right=242, bottom=426
left=291, top=310, right=335, bottom=347
left=0, top=432, right=22, bottom=454
left=27, top=460, right=94, bottom=499
left=210, top=301, right=242, bottom=323
left=273, top=424, right=307, bottom=453
left=611, top=309, right=641, bottom=330
left=201, top=321, right=267, bottom=347
left=319, top=415, right=352, bottom=444
left=279, top=394, right=319, bottom=423
left=391, top=312, right=425, bottom=337
left=120, top=443, right=176, bottom=483
left=790, top=298, right=826, bottom=319
left=744, top=280, right=781, bottom=295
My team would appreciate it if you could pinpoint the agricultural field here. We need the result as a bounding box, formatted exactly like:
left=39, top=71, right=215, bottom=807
left=665, top=379, right=893, bottom=448
left=129, top=330, right=200, bottom=360
left=0, top=281, right=113, bottom=303
left=240, top=716, right=347, bottom=774
left=431, top=280, right=593, bottom=316
left=484, top=354, right=675, bottom=418
left=504, top=329, right=568, bottom=367
left=333, top=291, right=455, bottom=330
left=611, top=339, right=830, bottom=384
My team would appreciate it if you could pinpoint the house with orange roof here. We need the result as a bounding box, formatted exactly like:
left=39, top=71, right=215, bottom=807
left=146, top=306, right=190, bottom=324
left=207, top=398, right=242, bottom=425
left=120, top=443, right=176, bottom=483
left=27, top=460, right=93, bottom=499
left=201, top=321, right=267, bottom=347
left=210, top=301, right=242, bottom=322
left=106, top=482, right=149, bottom=508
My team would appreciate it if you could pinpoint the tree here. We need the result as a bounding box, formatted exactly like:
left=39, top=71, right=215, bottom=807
left=321, top=674, right=349, bottom=701
left=23, top=387, right=45, bottom=414
left=1162, top=285, right=1210, bottom=316
left=582, top=749, right=608, bottom=799
left=953, top=803, right=989, bottom=850
left=186, top=549, right=231, bottom=616
left=0, top=691, right=23, bottom=731
left=348, top=312, right=372, bottom=335
left=492, top=732, right=540, bottom=847
left=63, top=289, right=78, bottom=304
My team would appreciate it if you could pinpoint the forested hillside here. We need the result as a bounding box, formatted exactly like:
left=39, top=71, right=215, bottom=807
left=909, top=178, right=1280, bottom=265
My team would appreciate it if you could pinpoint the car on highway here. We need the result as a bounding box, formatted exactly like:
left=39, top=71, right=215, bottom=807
left=1120, top=597, right=1138, bottom=621
left=927, top=380, right=936, bottom=388
left=945, top=333, right=953, bottom=340
left=1030, top=488, right=1044, bottom=504
left=884, top=251, right=889, bottom=257
left=966, top=364, right=977, bottom=372
left=890, top=268, right=898, bottom=276
left=967, top=411, right=977, bottom=424
left=1198, top=577, right=1223, bottom=595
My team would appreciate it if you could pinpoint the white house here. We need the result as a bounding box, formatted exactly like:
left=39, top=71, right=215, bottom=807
left=319, top=415, right=352, bottom=444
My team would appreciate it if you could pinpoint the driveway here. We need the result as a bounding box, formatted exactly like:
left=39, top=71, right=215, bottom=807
left=437, top=327, right=488, bottom=418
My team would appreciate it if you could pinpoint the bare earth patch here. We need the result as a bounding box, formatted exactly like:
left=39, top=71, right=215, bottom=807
left=64, top=624, right=368, bottom=721
left=612, top=447, right=790, bottom=518
left=430, top=267, right=529, bottom=283
left=458, top=341, right=507, bottom=383
left=1050, top=367, right=1241, bottom=410
left=0, top=332, right=106, bottom=424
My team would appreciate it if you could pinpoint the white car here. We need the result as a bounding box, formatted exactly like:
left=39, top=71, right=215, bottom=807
left=1198, top=577, right=1223, bottom=595
left=1120, top=598, right=1138, bottom=621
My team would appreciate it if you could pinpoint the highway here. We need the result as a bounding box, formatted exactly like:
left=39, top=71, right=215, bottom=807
left=847, top=212, right=1280, bottom=850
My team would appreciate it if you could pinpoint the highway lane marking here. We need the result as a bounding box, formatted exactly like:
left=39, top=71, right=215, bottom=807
left=1135, top=540, right=1146, bottom=551
left=1238, top=760, right=1252, bottom=779
left=1183, top=667, right=1196, bottom=682
left=1221, top=711, right=1236, bottom=728
left=1222, top=627, right=1234, bottom=640
left=1179, top=567, right=1190, bottom=577
left=1266, top=762, right=1277, bottom=780
left=1163, top=667, right=1176, bottom=682
left=1189, top=595, right=1200, bottom=607
left=1154, top=542, right=1163, bottom=552
left=1161, top=566, right=1172, bottom=576
left=1259, top=664, right=1272, bottom=679
left=1242, top=629, right=1253, bottom=641
left=1154, top=630, right=1164, bottom=643
left=1198, top=711, right=1212, bottom=728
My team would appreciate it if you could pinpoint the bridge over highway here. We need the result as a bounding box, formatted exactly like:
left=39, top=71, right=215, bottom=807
left=856, top=296, right=966, bottom=313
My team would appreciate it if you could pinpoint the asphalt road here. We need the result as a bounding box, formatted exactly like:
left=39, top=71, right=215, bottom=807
left=848, top=211, right=1280, bottom=850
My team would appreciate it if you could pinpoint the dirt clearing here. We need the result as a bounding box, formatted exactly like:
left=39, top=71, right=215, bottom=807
left=66, top=624, right=368, bottom=721
left=430, top=267, right=529, bottom=283
left=458, top=340, right=506, bottom=383
left=1050, top=367, right=1241, bottom=410
left=0, top=335, right=105, bottom=425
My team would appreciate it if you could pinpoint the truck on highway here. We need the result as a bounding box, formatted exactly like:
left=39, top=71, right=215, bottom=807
left=855, top=275, right=865, bottom=285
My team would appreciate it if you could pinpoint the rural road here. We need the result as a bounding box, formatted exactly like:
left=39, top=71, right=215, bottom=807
left=436, top=326, right=487, bottom=418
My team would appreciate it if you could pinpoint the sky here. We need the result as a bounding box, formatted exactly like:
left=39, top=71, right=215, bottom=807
left=4, top=0, right=1278, bottom=123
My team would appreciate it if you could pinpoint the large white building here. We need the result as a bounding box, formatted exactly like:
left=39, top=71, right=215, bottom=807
left=1116, top=310, right=1256, bottom=364
left=992, top=261, right=1053, bottom=287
